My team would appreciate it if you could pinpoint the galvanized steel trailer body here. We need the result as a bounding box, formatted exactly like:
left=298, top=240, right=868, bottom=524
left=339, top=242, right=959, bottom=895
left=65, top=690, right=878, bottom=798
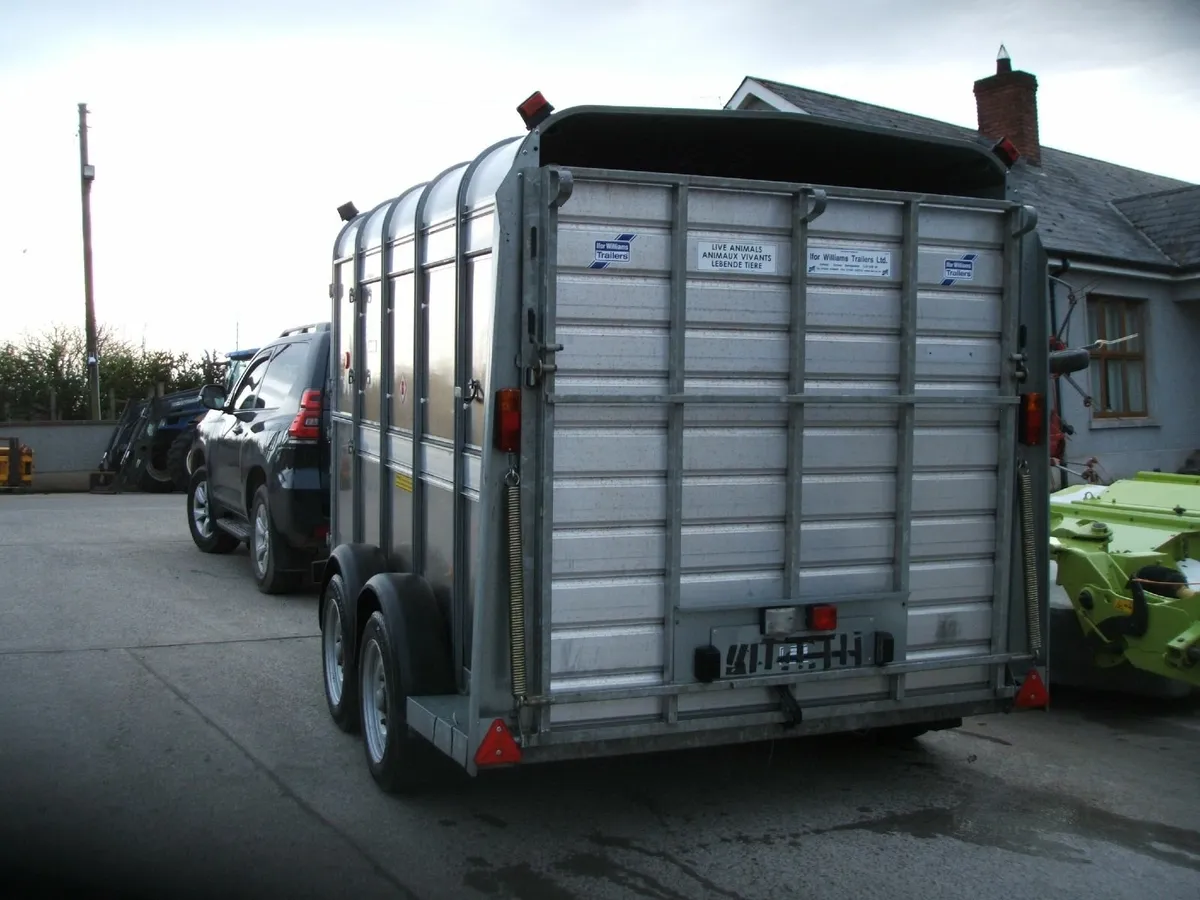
left=319, top=101, right=1052, bottom=789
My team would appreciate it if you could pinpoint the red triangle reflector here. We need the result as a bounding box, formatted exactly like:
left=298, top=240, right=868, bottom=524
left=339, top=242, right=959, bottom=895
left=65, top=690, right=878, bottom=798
left=474, top=718, right=522, bottom=767
left=1014, top=668, right=1049, bottom=709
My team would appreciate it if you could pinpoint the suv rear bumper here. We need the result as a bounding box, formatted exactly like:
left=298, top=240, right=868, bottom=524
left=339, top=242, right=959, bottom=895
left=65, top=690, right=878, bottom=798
left=268, top=467, right=329, bottom=553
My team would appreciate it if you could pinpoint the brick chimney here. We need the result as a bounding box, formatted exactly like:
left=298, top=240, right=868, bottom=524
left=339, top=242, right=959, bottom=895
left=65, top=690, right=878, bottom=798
left=973, top=45, right=1041, bottom=166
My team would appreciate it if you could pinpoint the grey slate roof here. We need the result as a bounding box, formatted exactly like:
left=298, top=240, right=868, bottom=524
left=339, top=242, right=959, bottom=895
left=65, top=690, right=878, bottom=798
left=1113, top=185, right=1200, bottom=268
left=746, top=77, right=1194, bottom=269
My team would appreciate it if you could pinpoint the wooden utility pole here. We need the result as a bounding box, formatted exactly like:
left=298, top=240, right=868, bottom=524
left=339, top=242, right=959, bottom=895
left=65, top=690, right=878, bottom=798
left=78, top=102, right=101, bottom=420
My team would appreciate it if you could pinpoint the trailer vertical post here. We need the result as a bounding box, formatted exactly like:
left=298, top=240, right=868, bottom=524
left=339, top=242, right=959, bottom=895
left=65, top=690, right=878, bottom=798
left=661, top=183, right=690, bottom=725
left=989, top=206, right=1029, bottom=688
left=783, top=189, right=826, bottom=603
left=891, top=200, right=921, bottom=702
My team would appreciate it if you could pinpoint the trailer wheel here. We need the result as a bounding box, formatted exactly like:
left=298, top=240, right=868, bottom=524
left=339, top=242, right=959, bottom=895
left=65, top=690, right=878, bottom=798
left=187, top=468, right=238, bottom=554
left=321, top=574, right=359, bottom=733
left=358, top=607, right=452, bottom=794
left=166, top=429, right=195, bottom=492
left=249, top=485, right=302, bottom=594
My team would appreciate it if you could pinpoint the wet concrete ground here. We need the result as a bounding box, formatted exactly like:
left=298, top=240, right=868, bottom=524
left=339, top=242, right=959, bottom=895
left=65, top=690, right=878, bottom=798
left=1, top=494, right=1198, bottom=899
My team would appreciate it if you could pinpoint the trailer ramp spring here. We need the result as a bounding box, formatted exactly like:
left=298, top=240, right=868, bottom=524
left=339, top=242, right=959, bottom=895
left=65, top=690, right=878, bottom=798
left=1018, top=460, right=1043, bottom=654
left=504, top=468, right=528, bottom=699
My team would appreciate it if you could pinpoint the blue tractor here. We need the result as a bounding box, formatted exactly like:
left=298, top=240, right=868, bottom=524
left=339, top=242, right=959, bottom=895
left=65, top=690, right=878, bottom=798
left=91, top=348, right=260, bottom=494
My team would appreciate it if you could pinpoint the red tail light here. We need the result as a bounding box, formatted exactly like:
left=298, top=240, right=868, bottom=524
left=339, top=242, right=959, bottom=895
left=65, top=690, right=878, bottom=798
left=991, top=136, right=1020, bottom=169
left=474, top=718, right=522, bottom=767
left=288, top=390, right=323, bottom=441
left=517, top=91, right=554, bottom=130
left=494, top=388, right=521, bottom=453
left=1019, top=392, right=1044, bottom=446
left=806, top=604, right=838, bottom=632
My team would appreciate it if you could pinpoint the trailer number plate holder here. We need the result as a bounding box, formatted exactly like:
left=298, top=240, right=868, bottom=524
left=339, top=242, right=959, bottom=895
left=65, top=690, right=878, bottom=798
left=712, top=625, right=873, bottom=679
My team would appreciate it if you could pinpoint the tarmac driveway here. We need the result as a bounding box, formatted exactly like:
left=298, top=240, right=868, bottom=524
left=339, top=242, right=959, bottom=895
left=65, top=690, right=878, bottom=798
left=1, top=493, right=1198, bottom=900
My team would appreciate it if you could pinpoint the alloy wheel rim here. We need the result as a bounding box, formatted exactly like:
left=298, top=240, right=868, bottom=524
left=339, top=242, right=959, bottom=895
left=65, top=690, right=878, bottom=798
left=192, top=482, right=212, bottom=538
left=361, top=639, right=389, bottom=764
left=253, top=504, right=269, bottom=575
left=323, top=599, right=344, bottom=705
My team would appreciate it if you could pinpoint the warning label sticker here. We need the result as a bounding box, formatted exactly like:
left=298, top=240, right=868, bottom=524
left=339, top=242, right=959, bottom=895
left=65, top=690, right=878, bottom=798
left=807, top=247, right=893, bottom=278
left=697, top=241, right=777, bottom=274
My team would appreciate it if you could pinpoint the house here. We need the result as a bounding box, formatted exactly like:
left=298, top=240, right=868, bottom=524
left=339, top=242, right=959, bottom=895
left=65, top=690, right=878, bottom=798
left=726, top=48, right=1200, bottom=481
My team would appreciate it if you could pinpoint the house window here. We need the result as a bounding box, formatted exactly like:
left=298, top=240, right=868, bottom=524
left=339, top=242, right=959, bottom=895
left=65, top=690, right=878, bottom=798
left=1087, top=295, right=1148, bottom=418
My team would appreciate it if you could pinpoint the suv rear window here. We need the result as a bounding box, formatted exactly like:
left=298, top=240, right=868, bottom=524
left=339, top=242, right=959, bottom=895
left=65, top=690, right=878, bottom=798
left=257, top=342, right=309, bottom=410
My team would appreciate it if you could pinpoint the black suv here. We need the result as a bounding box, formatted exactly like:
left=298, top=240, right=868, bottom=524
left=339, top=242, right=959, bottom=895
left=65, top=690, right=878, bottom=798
left=184, top=323, right=332, bottom=593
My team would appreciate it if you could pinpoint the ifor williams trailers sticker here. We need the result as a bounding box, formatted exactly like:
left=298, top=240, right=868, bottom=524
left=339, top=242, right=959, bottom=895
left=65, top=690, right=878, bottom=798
left=591, top=232, right=638, bottom=269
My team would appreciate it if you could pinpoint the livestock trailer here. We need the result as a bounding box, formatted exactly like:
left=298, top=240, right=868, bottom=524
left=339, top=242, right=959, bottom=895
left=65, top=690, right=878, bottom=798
left=317, top=95, right=1052, bottom=792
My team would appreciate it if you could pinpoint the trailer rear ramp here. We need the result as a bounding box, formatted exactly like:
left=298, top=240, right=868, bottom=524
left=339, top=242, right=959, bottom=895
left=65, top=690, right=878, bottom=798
left=542, top=176, right=1028, bottom=732
left=319, top=98, right=1052, bottom=792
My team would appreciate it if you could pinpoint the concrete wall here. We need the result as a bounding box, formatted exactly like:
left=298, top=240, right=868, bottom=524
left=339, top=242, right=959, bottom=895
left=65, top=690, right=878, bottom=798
left=0, top=421, right=116, bottom=492
left=1054, top=268, right=1200, bottom=482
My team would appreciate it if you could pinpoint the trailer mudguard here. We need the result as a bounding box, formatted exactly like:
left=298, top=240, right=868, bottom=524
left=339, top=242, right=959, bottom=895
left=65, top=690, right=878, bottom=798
left=317, top=542, right=388, bottom=646
left=357, top=573, right=456, bottom=700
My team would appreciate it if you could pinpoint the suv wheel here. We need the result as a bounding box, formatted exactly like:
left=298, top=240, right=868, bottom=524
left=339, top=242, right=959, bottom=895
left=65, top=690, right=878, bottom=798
left=187, top=468, right=238, bottom=554
left=250, top=485, right=301, bottom=594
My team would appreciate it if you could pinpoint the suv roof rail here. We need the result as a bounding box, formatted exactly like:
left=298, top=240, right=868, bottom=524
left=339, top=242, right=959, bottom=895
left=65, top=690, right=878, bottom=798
left=279, top=322, right=331, bottom=337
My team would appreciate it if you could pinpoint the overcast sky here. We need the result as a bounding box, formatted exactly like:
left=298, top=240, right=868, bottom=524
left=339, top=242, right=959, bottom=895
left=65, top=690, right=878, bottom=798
left=1, top=0, right=1196, bottom=357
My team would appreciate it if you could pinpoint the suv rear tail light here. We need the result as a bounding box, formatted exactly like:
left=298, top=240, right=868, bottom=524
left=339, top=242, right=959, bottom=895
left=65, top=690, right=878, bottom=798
left=288, top=390, right=323, bottom=441
left=494, top=389, right=521, bottom=453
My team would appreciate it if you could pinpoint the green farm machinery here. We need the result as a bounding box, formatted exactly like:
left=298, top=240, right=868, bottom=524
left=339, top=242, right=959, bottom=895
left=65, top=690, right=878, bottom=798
left=1049, top=473, right=1200, bottom=696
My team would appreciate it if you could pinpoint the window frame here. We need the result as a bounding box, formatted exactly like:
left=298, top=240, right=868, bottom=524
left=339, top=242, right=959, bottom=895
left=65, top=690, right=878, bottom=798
left=255, top=340, right=309, bottom=412
left=1086, top=294, right=1149, bottom=420
left=229, top=352, right=273, bottom=412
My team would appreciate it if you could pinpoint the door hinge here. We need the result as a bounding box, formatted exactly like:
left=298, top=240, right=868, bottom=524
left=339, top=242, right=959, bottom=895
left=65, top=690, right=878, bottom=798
left=1009, top=351, right=1028, bottom=383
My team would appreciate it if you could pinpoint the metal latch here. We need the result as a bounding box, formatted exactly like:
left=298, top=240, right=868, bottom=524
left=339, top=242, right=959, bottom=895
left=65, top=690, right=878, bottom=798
left=526, top=340, right=563, bottom=388
left=456, top=379, right=484, bottom=409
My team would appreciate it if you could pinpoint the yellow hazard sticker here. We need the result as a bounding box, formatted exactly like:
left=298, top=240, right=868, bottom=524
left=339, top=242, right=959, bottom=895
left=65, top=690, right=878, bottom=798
left=1113, top=597, right=1134, bottom=615
left=394, top=472, right=413, bottom=493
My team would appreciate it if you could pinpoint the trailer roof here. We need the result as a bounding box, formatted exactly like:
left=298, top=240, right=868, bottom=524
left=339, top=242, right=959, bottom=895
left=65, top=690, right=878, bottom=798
left=335, top=104, right=1012, bottom=260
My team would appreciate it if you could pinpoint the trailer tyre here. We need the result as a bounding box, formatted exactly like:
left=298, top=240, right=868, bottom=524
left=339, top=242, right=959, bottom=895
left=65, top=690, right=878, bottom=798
left=321, top=574, right=359, bottom=733
left=187, top=468, right=238, bottom=555
left=250, top=485, right=301, bottom=595
left=358, top=600, right=455, bottom=794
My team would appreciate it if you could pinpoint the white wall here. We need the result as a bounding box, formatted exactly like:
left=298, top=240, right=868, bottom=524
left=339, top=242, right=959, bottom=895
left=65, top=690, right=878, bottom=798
left=0, top=421, right=116, bottom=491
